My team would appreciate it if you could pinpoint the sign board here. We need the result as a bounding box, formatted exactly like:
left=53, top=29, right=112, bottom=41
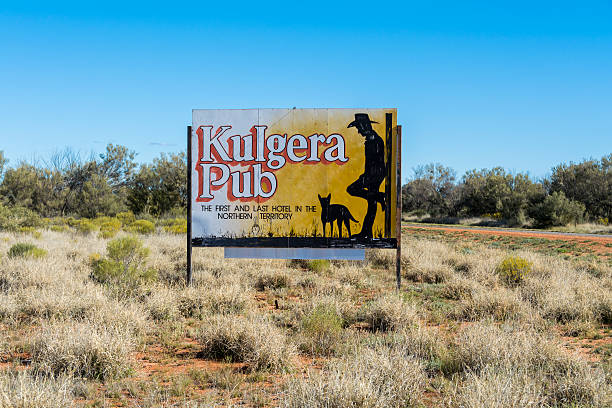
left=189, top=108, right=398, bottom=249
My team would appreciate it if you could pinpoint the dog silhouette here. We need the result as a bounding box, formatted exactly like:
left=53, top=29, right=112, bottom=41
left=318, top=193, right=358, bottom=238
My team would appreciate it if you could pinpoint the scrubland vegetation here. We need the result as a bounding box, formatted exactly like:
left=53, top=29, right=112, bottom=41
left=0, top=218, right=610, bottom=407
left=403, top=155, right=611, bottom=229
left=0, top=148, right=610, bottom=230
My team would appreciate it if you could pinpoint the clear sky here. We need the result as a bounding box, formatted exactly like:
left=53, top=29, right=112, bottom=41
left=1, top=1, right=611, bottom=182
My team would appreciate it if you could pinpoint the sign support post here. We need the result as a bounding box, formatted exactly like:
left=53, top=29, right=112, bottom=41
left=396, top=125, right=402, bottom=290
left=187, top=125, right=193, bottom=286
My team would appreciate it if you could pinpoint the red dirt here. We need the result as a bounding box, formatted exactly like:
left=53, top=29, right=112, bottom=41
left=404, top=225, right=612, bottom=255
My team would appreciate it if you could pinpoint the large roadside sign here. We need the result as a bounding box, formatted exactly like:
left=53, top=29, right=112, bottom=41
left=189, top=108, right=399, bottom=249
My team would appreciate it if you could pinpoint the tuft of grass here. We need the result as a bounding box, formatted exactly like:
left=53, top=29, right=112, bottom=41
left=144, top=285, right=181, bottom=321
left=254, top=270, right=291, bottom=291
left=177, top=285, right=250, bottom=319
left=31, top=321, right=134, bottom=381
left=359, top=294, right=419, bottom=332
left=289, top=259, right=331, bottom=273
left=366, top=249, right=394, bottom=269
left=455, top=288, right=531, bottom=322
left=282, top=348, right=426, bottom=408
left=197, top=315, right=295, bottom=372
left=8, top=242, right=47, bottom=259
left=300, top=303, right=344, bottom=356
left=445, top=323, right=610, bottom=407
left=0, top=370, right=75, bottom=408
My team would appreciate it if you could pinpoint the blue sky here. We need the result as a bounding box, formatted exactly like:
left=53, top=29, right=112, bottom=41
left=1, top=1, right=611, bottom=182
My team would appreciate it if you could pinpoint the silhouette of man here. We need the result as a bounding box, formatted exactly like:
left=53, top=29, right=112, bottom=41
left=346, top=113, right=386, bottom=238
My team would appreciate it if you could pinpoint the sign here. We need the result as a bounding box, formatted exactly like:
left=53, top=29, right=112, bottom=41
left=189, top=108, right=398, bottom=248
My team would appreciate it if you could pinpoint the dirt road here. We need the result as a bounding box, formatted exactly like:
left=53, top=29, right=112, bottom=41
left=403, top=224, right=612, bottom=259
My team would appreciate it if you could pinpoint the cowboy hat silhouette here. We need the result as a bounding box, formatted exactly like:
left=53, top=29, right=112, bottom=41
left=347, top=113, right=379, bottom=131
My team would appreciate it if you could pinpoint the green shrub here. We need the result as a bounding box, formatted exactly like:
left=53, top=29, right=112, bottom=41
left=126, top=219, right=155, bottom=234
left=65, top=217, right=79, bottom=227
left=163, top=218, right=187, bottom=234
left=18, top=226, right=41, bottom=239
left=90, top=236, right=156, bottom=285
left=49, top=225, right=69, bottom=233
left=0, top=204, right=41, bottom=231
left=98, top=218, right=121, bottom=239
left=8, top=243, right=47, bottom=259
left=92, top=215, right=113, bottom=226
left=76, top=219, right=97, bottom=235
left=497, top=256, right=532, bottom=286
left=289, top=259, right=331, bottom=273
left=300, top=304, right=344, bottom=356
left=530, top=191, right=585, bottom=227
left=116, top=211, right=135, bottom=226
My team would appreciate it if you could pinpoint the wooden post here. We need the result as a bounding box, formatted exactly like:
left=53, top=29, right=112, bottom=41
left=187, top=126, right=193, bottom=286
left=395, top=125, right=402, bottom=290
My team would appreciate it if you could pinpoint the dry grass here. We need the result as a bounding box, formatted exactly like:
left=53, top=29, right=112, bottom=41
left=30, top=320, right=134, bottom=380
left=0, top=370, right=74, bottom=408
left=196, top=314, right=296, bottom=372
left=359, top=293, right=419, bottom=331
left=444, top=322, right=611, bottom=407
left=282, top=348, right=426, bottom=408
left=0, top=228, right=611, bottom=406
left=551, top=222, right=612, bottom=234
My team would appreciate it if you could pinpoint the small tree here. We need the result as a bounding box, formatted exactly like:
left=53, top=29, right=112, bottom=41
left=90, top=236, right=156, bottom=286
left=530, top=191, right=585, bottom=227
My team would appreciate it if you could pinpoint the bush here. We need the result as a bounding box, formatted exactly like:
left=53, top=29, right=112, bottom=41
left=90, top=236, right=156, bottom=285
left=530, top=191, right=585, bottom=227
left=50, top=224, right=69, bottom=233
left=163, top=218, right=187, bottom=234
left=497, top=256, right=532, bottom=286
left=300, top=303, right=344, bottom=356
left=126, top=219, right=155, bottom=234
left=31, top=321, right=133, bottom=380
left=116, top=211, right=136, bottom=226
left=18, top=226, right=41, bottom=238
left=98, top=218, right=121, bottom=239
left=76, top=219, right=97, bottom=235
left=0, top=204, right=42, bottom=231
left=8, top=242, right=47, bottom=259
left=197, top=315, right=295, bottom=372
